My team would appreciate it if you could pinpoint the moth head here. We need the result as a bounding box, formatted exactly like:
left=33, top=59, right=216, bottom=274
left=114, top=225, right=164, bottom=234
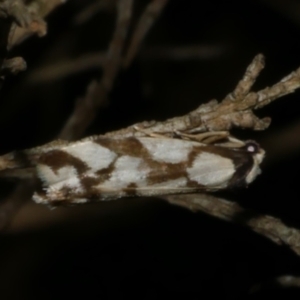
left=244, top=141, right=265, bottom=184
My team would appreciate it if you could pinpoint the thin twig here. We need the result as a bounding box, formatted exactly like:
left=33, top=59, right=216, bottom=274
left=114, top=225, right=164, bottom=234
left=227, top=54, right=265, bottom=101
left=164, top=193, right=300, bottom=256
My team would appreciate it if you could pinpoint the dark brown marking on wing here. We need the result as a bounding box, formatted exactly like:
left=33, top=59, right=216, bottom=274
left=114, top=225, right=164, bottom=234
left=146, top=163, right=188, bottom=184
left=186, top=146, right=204, bottom=168
left=228, top=154, right=253, bottom=187
left=95, top=160, right=117, bottom=181
left=185, top=144, right=256, bottom=189
left=80, top=176, right=99, bottom=191
left=123, top=183, right=138, bottom=197
left=185, top=179, right=206, bottom=189
left=38, top=150, right=89, bottom=173
left=95, top=137, right=148, bottom=157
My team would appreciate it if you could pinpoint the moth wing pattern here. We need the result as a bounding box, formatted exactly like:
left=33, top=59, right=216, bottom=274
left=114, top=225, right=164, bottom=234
left=31, top=136, right=264, bottom=206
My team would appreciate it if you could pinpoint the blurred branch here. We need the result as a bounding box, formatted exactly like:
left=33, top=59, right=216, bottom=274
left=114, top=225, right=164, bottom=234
left=141, top=44, right=228, bottom=61
left=0, top=0, right=35, bottom=27
left=123, top=0, right=170, bottom=68
left=0, top=17, right=13, bottom=84
left=27, top=44, right=225, bottom=84
left=73, top=0, right=117, bottom=25
left=59, top=0, right=134, bottom=140
left=250, top=275, right=300, bottom=294
left=259, top=0, right=300, bottom=28
left=164, top=193, right=300, bottom=256
left=1, top=56, right=26, bottom=75
left=59, top=0, right=170, bottom=139
left=8, top=0, right=66, bottom=49
left=275, top=275, right=300, bottom=288
left=28, top=53, right=106, bottom=83
left=0, top=2, right=32, bottom=88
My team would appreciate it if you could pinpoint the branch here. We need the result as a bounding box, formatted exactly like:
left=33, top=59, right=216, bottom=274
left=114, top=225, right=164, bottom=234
left=105, top=54, right=300, bottom=138
left=164, top=193, right=300, bottom=256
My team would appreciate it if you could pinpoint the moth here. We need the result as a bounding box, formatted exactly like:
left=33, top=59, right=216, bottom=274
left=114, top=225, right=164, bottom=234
left=0, top=132, right=264, bottom=206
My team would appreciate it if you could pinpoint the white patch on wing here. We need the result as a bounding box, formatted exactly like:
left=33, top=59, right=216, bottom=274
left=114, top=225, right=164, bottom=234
left=139, top=138, right=193, bottom=164
left=64, top=141, right=117, bottom=171
left=97, top=155, right=150, bottom=191
left=36, top=164, right=84, bottom=196
left=187, top=152, right=234, bottom=187
left=37, top=164, right=76, bottom=185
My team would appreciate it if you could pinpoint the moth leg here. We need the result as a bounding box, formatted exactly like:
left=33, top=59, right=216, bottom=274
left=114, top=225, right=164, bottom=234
left=175, top=131, right=229, bottom=144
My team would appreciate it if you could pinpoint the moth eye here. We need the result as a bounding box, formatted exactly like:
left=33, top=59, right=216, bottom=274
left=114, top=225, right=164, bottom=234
left=245, top=142, right=259, bottom=153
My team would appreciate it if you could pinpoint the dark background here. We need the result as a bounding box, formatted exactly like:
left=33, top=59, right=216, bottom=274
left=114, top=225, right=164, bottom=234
left=1, top=0, right=300, bottom=298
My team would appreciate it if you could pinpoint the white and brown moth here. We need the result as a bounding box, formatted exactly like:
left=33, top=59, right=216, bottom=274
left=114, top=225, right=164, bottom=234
left=0, top=133, right=264, bottom=206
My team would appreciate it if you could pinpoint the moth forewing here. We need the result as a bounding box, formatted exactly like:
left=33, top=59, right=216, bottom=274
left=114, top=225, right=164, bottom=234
left=29, top=136, right=264, bottom=206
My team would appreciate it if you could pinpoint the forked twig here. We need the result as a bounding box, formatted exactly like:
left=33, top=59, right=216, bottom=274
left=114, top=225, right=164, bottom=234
left=106, top=54, right=300, bottom=138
